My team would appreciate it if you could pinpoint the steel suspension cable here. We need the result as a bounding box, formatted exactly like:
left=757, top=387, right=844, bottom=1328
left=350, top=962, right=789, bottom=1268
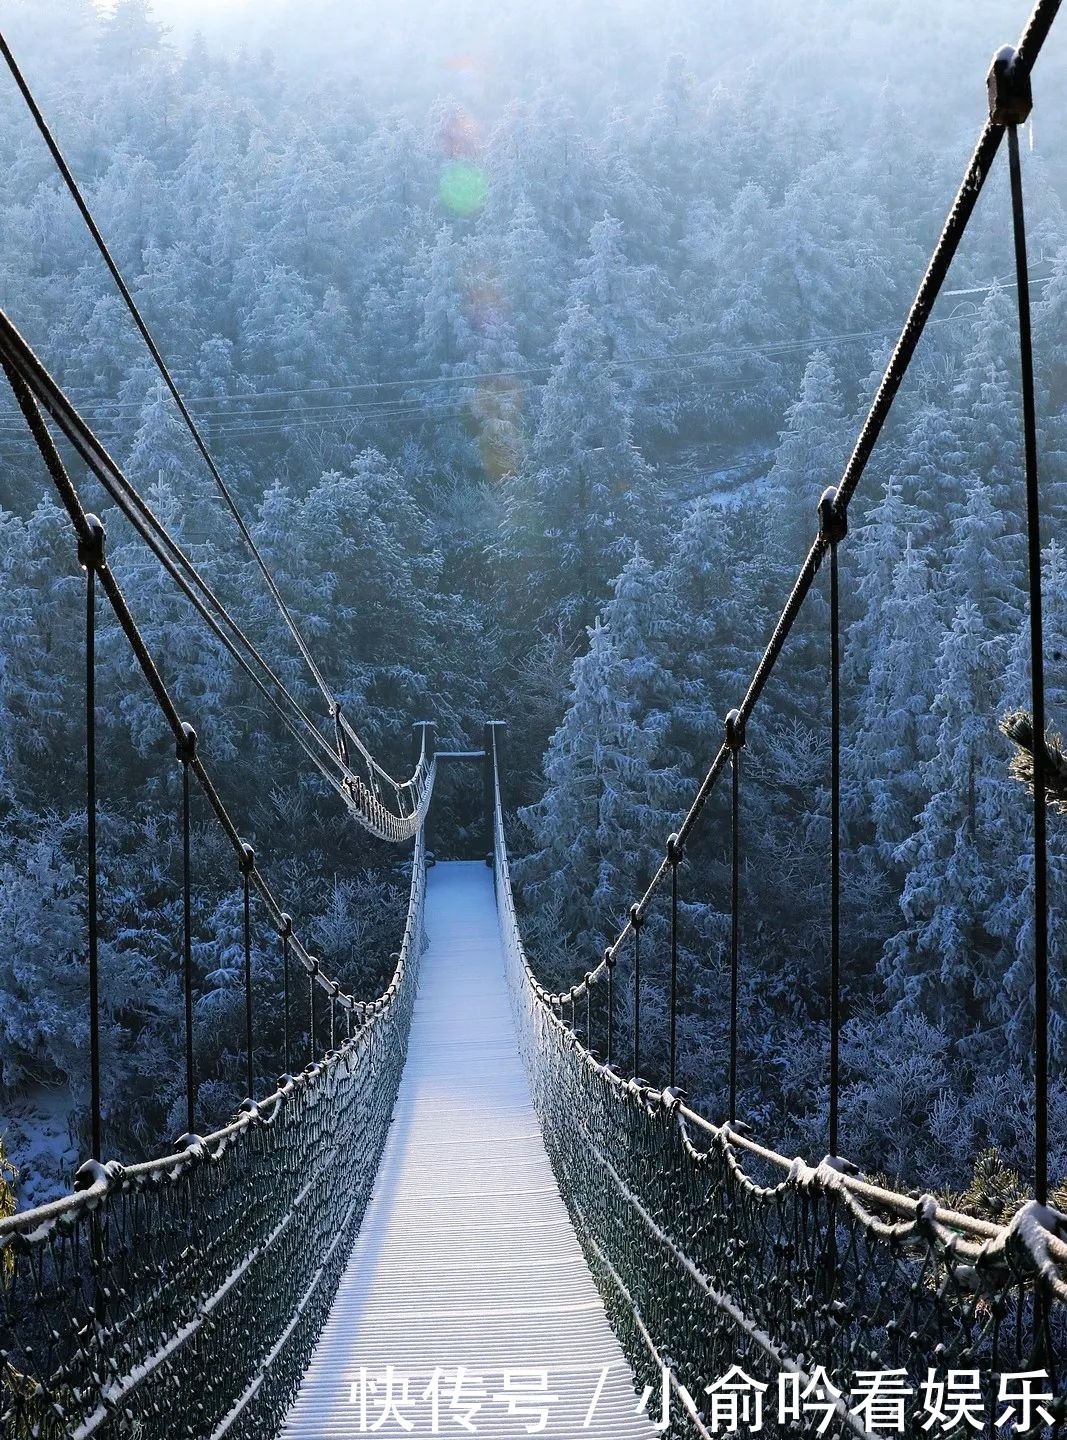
left=0, top=34, right=422, bottom=813
left=4, top=362, right=434, bottom=1050
left=241, top=845, right=256, bottom=1102
left=179, top=724, right=197, bottom=1137
left=0, top=34, right=335, bottom=709
left=281, top=912, right=293, bottom=1076
left=667, top=834, right=681, bottom=1089
left=550, top=0, right=1061, bottom=1020
left=631, top=905, right=642, bottom=1078
left=81, top=516, right=102, bottom=1161
left=309, top=969, right=317, bottom=1065
left=1, top=333, right=430, bottom=841
left=820, top=490, right=847, bottom=1160
left=725, top=710, right=744, bottom=1126
left=1005, top=110, right=1050, bottom=1205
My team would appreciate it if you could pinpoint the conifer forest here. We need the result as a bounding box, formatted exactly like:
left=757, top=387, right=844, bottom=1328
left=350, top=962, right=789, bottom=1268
left=0, top=0, right=1065, bottom=1218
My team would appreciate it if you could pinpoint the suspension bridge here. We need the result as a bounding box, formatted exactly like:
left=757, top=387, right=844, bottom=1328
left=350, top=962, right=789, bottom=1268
left=1, top=3, right=1066, bottom=1437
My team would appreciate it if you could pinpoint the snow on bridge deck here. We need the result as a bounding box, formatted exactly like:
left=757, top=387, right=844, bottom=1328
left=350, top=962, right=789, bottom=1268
left=281, top=860, right=658, bottom=1440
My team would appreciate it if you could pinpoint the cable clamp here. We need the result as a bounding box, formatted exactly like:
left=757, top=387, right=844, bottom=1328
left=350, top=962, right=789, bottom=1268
left=176, top=721, right=197, bottom=765
left=724, top=708, right=746, bottom=752
left=666, top=832, right=683, bottom=866
left=77, top=513, right=106, bottom=571
left=818, top=487, right=847, bottom=546
left=988, top=45, right=1033, bottom=126
left=238, top=841, right=255, bottom=877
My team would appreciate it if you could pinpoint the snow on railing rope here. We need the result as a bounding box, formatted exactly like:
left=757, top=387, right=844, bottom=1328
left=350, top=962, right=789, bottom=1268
left=0, top=825, right=429, bottom=1440
left=535, top=0, right=1061, bottom=1211
left=490, top=737, right=1067, bottom=1436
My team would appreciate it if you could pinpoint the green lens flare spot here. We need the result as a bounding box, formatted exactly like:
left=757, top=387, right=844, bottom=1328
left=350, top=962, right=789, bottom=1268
left=439, top=161, right=488, bottom=217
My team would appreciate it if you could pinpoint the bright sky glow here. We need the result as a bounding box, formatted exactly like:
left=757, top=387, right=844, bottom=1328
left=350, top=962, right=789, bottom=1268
left=95, top=0, right=255, bottom=26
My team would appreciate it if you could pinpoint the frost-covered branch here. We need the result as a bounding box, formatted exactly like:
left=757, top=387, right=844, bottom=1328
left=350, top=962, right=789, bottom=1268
left=1000, top=710, right=1067, bottom=814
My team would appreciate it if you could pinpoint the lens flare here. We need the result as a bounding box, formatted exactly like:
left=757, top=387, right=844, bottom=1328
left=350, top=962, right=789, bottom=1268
left=439, top=160, right=488, bottom=217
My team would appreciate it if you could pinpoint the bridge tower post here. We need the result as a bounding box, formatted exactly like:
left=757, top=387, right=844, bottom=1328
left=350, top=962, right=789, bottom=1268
left=412, top=719, right=436, bottom=770
left=483, top=721, right=506, bottom=866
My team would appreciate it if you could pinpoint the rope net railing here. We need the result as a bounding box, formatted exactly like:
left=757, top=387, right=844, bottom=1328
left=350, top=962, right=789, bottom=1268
left=493, top=746, right=1067, bottom=1438
left=0, top=297, right=437, bottom=1435
left=490, top=1, right=1066, bottom=1431
left=0, top=821, right=428, bottom=1440
left=516, top=0, right=1058, bottom=1190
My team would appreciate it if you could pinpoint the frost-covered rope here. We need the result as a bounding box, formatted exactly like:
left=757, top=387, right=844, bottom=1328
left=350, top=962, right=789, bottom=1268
left=553, top=0, right=1062, bottom=1004
left=0, top=28, right=420, bottom=816
left=0, top=315, right=431, bottom=843
left=491, top=741, right=1067, bottom=1431
left=0, top=826, right=431, bottom=1440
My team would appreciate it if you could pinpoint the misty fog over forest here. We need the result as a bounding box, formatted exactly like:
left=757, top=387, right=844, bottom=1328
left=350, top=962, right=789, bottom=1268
left=1, top=0, right=1065, bottom=1218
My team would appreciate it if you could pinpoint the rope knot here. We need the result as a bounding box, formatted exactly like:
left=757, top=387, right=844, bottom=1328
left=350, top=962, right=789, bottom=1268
left=74, top=1158, right=113, bottom=1194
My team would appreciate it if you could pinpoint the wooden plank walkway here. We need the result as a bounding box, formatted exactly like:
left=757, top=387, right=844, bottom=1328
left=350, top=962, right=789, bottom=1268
left=281, top=860, right=658, bottom=1440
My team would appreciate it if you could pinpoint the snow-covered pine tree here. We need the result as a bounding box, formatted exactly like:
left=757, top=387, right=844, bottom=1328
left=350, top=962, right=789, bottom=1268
left=764, top=349, right=849, bottom=572
left=498, top=301, right=653, bottom=640
left=498, top=195, right=560, bottom=362
left=881, top=601, right=1014, bottom=1033
left=845, top=536, right=939, bottom=865
left=463, top=309, right=526, bottom=483
left=1035, top=243, right=1067, bottom=527
left=845, top=474, right=931, bottom=692
left=518, top=614, right=676, bottom=964
left=952, top=282, right=1025, bottom=528
left=569, top=215, right=675, bottom=438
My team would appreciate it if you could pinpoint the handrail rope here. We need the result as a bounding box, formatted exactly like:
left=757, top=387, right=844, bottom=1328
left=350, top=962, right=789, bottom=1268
left=0, top=318, right=430, bottom=841
left=4, top=360, right=434, bottom=1014
left=490, top=747, right=1010, bottom=1249
left=0, top=33, right=324, bottom=700
left=0, top=318, right=352, bottom=778
left=554, top=0, right=1061, bottom=1004
left=0, top=820, right=428, bottom=1242
left=0, top=29, right=416, bottom=806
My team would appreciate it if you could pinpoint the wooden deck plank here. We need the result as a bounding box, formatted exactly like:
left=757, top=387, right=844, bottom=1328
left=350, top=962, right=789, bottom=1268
left=280, top=861, right=658, bottom=1440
